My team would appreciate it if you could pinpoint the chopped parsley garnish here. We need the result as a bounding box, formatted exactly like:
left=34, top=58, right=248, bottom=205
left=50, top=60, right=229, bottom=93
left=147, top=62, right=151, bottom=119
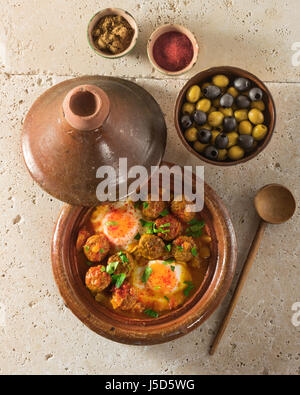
left=177, top=245, right=184, bottom=251
left=106, top=221, right=119, bottom=226
left=153, top=286, right=161, bottom=290
left=165, top=243, right=172, bottom=252
left=191, top=247, right=198, bottom=257
left=144, top=309, right=159, bottom=318
left=183, top=281, right=195, bottom=297
left=164, top=296, right=170, bottom=302
left=84, top=245, right=90, bottom=251
left=106, top=261, right=119, bottom=274
left=111, top=273, right=126, bottom=288
left=139, top=219, right=170, bottom=235
left=99, top=248, right=104, bottom=253
left=134, top=232, right=141, bottom=240
left=143, top=202, right=149, bottom=209
left=142, top=267, right=152, bottom=283
left=170, top=265, right=175, bottom=272
left=100, top=265, right=106, bottom=272
left=118, top=251, right=128, bottom=263
left=185, top=218, right=205, bottom=238
left=162, top=259, right=175, bottom=265
left=159, top=208, right=169, bottom=217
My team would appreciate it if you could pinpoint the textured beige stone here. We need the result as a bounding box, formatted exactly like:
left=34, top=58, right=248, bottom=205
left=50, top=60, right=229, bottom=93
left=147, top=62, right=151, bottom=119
left=0, top=0, right=299, bottom=376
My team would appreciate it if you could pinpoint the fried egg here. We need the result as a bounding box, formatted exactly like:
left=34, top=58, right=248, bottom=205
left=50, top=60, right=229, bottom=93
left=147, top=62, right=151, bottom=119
left=90, top=201, right=144, bottom=249
left=131, top=260, right=192, bottom=312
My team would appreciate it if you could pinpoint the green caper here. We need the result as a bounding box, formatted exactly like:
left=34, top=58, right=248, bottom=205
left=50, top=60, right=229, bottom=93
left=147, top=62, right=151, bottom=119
left=186, top=85, right=201, bottom=103
left=182, top=102, right=195, bottom=114
left=184, top=127, right=198, bottom=142
left=252, top=124, right=268, bottom=140
left=212, top=74, right=229, bottom=88
left=238, top=120, right=253, bottom=135
left=248, top=108, right=264, bottom=125
left=208, top=111, right=224, bottom=127
left=196, top=98, right=211, bottom=112
left=228, top=145, right=245, bottom=160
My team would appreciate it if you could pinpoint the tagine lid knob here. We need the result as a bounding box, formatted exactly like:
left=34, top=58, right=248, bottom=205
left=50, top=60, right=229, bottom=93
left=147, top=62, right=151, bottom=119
left=21, top=76, right=167, bottom=206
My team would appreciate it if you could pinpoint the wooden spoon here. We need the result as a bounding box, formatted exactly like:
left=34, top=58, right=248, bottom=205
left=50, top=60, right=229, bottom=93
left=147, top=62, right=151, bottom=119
left=209, top=184, right=296, bottom=355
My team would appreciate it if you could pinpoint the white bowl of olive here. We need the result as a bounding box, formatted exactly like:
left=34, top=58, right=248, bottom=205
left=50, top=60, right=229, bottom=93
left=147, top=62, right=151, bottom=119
left=175, top=66, right=276, bottom=165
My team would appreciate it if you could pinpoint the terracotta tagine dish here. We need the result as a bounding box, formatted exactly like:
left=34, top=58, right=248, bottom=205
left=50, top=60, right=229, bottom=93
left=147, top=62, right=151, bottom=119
left=51, top=162, right=237, bottom=345
left=22, top=76, right=167, bottom=206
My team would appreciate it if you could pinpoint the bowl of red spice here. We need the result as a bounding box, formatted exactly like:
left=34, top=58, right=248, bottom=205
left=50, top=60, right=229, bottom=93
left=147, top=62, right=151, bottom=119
left=147, top=24, right=199, bottom=76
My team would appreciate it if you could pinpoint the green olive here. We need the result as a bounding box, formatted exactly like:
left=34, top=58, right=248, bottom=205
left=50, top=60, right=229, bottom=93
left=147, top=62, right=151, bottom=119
left=251, top=100, right=265, bottom=111
left=228, top=145, right=245, bottom=160
left=234, top=109, right=248, bottom=122
left=218, top=149, right=228, bottom=161
left=182, top=102, right=195, bottom=114
left=193, top=141, right=208, bottom=153
left=252, top=124, right=268, bottom=141
left=211, top=130, right=220, bottom=144
left=196, top=98, right=211, bottom=112
left=238, top=120, right=253, bottom=135
left=184, top=127, right=198, bottom=142
left=219, top=107, right=233, bottom=117
left=208, top=111, right=224, bottom=127
left=212, top=74, right=229, bottom=88
left=227, top=132, right=239, bottom=148
left=201, top=123, right=212, bottom=130
left=248, top=108, right=264, bottom=125
left=202, top=82, right=210, bottom=89
left=186, top=85, right=201, bottom=103
left=227, top=86, right=238, bottom=98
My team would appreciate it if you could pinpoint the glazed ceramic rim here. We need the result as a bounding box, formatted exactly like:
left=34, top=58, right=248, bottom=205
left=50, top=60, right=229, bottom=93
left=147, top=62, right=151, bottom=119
left=147, top=24, right=199, bottom=76
left=51, top=163, right=237, bottom=345
left=87, top=8, right=138, bottom=59
left=174, top=66, right=277, bottom=166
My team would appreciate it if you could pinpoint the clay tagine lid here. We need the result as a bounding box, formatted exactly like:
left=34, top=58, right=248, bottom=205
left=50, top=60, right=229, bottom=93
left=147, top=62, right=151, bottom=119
left=22, top=76, right=167, bottom=206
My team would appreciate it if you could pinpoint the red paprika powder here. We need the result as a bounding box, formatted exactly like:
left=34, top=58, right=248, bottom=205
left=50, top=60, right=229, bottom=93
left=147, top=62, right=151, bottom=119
left=153, top=31, right=194, bottom=72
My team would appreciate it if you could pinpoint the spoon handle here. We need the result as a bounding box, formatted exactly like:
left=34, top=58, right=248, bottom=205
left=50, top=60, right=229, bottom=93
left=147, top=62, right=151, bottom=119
left=209, top=219, right=267, bottom=355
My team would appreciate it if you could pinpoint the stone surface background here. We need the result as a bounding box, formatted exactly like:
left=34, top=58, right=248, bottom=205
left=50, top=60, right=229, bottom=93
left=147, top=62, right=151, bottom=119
left=0, top=0, right=299, bottom=375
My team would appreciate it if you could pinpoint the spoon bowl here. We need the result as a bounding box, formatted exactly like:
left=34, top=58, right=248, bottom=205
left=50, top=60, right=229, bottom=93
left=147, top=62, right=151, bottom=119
left=254, top=184, right=296, bottom=224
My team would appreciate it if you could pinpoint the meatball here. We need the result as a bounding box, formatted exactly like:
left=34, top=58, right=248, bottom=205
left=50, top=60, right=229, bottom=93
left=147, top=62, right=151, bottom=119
left=111, top=283, right=143, bottom=312
left=83, top=234, right=110, bottom=262
left=172, top=236, right=197, bottom=262
left=138, top=234, right=166, bottom=259
left=76, top=227, right=91, bottom=251
left=85, top=265, right=111, bottom=293
left=155, top=214, right=182, bottom=241
left=142, top=199, right=167, bottom=220
left=171, top=195, right=196, bottom=223
left=107, top=251, right=135, bottom=276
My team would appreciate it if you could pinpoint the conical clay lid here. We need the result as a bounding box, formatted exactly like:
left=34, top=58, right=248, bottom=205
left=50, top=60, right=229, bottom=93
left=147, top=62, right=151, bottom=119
left=22, top=76, right=167, bottom=206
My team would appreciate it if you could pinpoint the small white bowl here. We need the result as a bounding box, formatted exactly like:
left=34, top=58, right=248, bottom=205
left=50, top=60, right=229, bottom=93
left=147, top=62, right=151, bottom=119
left=147, top=24, right=199, bottom=76
left=87, top=8, right=138, bottom=59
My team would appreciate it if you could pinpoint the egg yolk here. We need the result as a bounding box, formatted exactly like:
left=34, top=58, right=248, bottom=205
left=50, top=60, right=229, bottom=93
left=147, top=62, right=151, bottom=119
left=102, top=208, right=138, bottom=243
left=147, top=262, right=178, bottom=293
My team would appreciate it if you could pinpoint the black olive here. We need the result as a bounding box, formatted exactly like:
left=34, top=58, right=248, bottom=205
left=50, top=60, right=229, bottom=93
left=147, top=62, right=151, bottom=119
left=202, top=85, right=221, bottom=100
left=249, top=87, right=263, bottom=101
left=204, top=145, right=219, bottom=160
left=236, top=95, right=251, bottom=109
left=238, top=134, right=254, bottom=150
left=220, top=93, right=234, bottom=108
left=197, top=128, right=212, bottom=144
left=233, top=77, right=251, bottom=92
left=215, top=133, right=229, bottom=149
left=193, top=110, right=207, bottom=125
left=181, top=114, right=193, bottom=129
left=223, top=116, right=237, bottom=132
